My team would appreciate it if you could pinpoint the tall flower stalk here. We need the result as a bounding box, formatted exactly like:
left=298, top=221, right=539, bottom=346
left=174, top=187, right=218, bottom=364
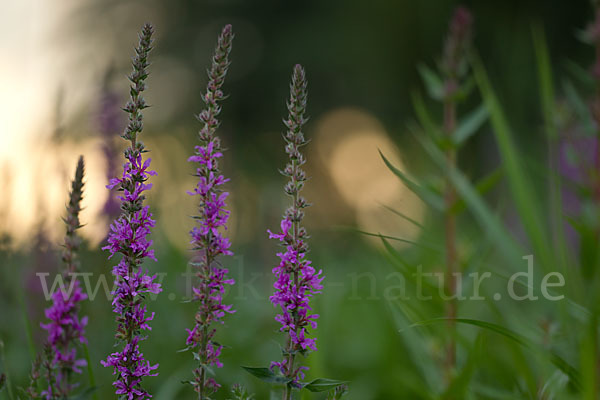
left=100, top=23, right=162, bottom=400
left=184, top=24, right=235, bottom=399
left=39, top=156, right=88, bottom=398
left=268, top=65, right=324, bottom=400
left=439, top=6, right=472, bottom=379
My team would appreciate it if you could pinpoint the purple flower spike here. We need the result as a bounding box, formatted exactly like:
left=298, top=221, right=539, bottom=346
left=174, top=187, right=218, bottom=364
left=441, top=6, right=473, bottom=99
left=185, top=24, right=235, bottom=399
left=269, top=65, right=324, bottom=391
left=100, top=23, right=162, bottom=400
left=39, top=156, right=88, bottom=398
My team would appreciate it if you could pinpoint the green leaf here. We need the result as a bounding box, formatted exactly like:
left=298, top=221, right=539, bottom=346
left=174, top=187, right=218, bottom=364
left=407, top=318, right=581, bottom=390
left=355, top=229, right=441, bottom=252
left=417, top=64, right=444, bottom=101
left=532, top=24, right=557, bottom=140
left=449, top=167, right=503, bottom=214
left=242, top=367, right=292, bottom=385
left=407, top=318, right=527, bottom=346
left=381, top=204, right=425, bottom=229
left=411, top=129, right=522, bottom=265
left=412, top=92, right=443, bottom=141
left=452, top=104, right=489, bottom=145
left=303, top=378, right=349, bottom=393
left=380, top=150, right=445, bottom=211
left=82, top=344, right=98, bottom=400
left=532, top=23, right=571, bottom=281
left=471, top=53, right=553, bottom=273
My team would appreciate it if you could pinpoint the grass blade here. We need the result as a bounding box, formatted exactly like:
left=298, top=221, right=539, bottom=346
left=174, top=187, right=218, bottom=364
left=408, top=317, right=581, bottom=390
left=380, top=150, right=445, bottom=211
left=471, top=53, right=553, bottom=272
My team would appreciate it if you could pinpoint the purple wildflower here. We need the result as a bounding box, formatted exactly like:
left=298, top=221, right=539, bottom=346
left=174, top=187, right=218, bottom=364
left=100, top=23, right=162, bottom=400
left=185, top=24, right=234, bottom=399
left=268, top=65, right=324, bottom=394
left=39, top=156, right=88, bottom=398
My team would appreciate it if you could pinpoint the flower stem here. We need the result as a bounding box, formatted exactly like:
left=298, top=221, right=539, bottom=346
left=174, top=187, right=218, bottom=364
left=283, top=149, right=301, bottom=400
left=198, top=233, right=214, bottom=400
left=443, top=97, right=457, bottom=381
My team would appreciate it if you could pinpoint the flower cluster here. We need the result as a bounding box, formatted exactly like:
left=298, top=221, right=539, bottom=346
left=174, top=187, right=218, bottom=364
left=441, top=6, right=473, bottom=99
left=39, top=156, right=88, bottom=398
left=268, top=65, right=324, bottom=387
left=100, top=23, right=162, bottom=400
left=185, top=24, right=235, bottom=398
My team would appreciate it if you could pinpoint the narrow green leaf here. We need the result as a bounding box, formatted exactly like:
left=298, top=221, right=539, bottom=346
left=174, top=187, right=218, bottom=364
left=407, top=318, right=527, bottom=346
left=452, top=104, right=489, bottom=145
left=355, top=229, right=441, bottom=252
left=380, top=204, right=425, bottom=229
left=412, top=92, right=443, bottom=141
left=303, top=378, right=349, bottom=393
left=449, top=167, right=503, bottom=214
left=412, top=129, right=522, bottom=265
left=532, top=24, right=557, bottom=140
left=82, top=344, right=98, bottom=400
left=417, top=64, right=444, bottom=101
left=533, top=23, right=571, bottom=281
left=407, top=318, right=581, bottom=390
left=471, top=53, right=552, bottom=272
left=242, top=367, right=292, bottom=385
left=379, top=235, right=441, bottom=294
left=380, top=150, right=445, bottom=211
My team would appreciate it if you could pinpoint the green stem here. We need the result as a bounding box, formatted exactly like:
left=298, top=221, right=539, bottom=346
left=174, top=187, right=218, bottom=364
left=283, top=152, right=301, bottom=400
left=443, top=97, right=457, bottom=382
left=199, top=171, right=215, bottom=400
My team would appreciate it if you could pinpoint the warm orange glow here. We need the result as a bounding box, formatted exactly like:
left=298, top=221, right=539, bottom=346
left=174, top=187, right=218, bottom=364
left=0, top=138, right=110, bottom=247
left=314, top=107, right=425, bottom=247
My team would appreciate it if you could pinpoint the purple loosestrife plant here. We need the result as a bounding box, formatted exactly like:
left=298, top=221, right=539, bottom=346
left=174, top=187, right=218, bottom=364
left=184, top=24, right=234, bottom=399
left=267, top=65, right=324, bottom=398
left=439, top=6, right=472, bottom=378
left=228, top=384, right=254, bottom=400
left=100, top=23, right=162, bottom=400
left=38, top=156, right=88, bottom=398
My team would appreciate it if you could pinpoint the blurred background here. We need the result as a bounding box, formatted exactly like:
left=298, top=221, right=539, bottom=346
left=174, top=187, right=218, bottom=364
left=0, top=0, right=596, bottom=399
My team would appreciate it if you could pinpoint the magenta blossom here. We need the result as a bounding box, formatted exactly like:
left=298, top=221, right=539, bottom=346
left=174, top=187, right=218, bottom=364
left=268, top=65, right=324, bottom=393
left=184, top=24, right=235, bottom=399
left=39, top=156, right=88, bottom=398
left=100, top=24, right=162, bottom=400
